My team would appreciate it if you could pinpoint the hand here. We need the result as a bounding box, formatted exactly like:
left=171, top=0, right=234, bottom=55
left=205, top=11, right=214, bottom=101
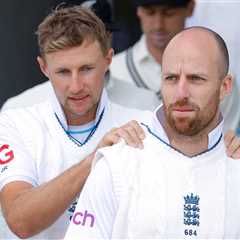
left=97, top=120, right=145, bottom=150
left=224, top=130, right=240, bottom=159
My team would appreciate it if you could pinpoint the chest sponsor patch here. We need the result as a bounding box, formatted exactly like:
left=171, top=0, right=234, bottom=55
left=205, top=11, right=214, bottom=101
left=0, top=144, right=14, bottom=165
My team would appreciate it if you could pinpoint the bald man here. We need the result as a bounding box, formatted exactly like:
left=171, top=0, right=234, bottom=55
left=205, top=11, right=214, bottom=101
left=65, top=27, right=240, bottom=239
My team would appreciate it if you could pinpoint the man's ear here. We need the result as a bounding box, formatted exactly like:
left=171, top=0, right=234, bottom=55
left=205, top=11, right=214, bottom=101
left=105, top=48, right=114, bottom=67
left=37, top=56, right=49, bottom=78
left=186, top=0, right=195, bottom=17
left=136, top=6, right=142, bottom=18
left=220, top=74, right=233, bottom=101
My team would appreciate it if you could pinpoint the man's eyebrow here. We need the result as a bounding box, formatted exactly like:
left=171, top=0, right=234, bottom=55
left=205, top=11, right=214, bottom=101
left=162, top=72, right=178, bottom=76
left=163, top=72, right=208, bottom=77
left=186, top=73, right=208, bottom=78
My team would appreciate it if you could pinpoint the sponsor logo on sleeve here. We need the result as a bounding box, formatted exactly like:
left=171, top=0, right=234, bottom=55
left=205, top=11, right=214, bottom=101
left=0, top=144, right=14, bottom=165
left=72, top=210, right=95, bottom=228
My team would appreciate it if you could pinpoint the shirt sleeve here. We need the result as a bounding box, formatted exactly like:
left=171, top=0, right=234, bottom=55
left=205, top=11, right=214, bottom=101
left=64, top=157, right=117, bottom=239
left=0, top=113, right=37, bottom=191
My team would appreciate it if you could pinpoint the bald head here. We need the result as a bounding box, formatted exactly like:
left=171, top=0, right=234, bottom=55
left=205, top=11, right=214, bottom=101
left=162, top=26, right=229, bottom=79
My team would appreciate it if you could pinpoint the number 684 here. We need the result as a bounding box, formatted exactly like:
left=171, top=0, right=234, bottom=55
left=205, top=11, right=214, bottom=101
left=184, top=229, right=197, bottom=236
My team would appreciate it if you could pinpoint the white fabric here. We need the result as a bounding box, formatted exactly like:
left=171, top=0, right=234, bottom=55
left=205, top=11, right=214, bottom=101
left=65, top=111, right=240, bottom=239
left=1, top=81, right=52, bottom=111
left=110, top=35, right=162, bottom=91
left=0, top=94, right=151, bottom=239
left=107, top=75, right=159, bottom=111
left=64, top=156, right=117, bottom=239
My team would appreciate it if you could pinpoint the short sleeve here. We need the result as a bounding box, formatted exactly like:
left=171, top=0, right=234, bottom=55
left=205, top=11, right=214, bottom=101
left=64, top=157, right=117, bottom=239
left=0, top=113, right=37, bottom=191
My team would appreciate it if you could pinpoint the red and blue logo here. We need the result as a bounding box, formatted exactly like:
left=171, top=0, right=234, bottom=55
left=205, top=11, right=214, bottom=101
left=0, top=144, right=14, bottom=165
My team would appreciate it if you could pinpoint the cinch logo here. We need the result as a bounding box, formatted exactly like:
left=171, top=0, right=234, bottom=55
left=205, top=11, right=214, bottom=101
left=0, top=144, right=14, bottom=165
left=72, top=210, right=95, bottom=227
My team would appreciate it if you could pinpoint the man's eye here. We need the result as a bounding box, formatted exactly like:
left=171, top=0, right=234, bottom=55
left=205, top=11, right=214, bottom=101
left=165, top=76, right=177, bottom=81
left=81, top=66, right=94, bottom=72
left=164, top=10, right=177, bottom=17
left=145, top=9, right=155, bottom=15
left=143, top=7, right=156, bottom=16
left=191, top=76, right=204, bottom=81
left=57, top=69, right=69, bottom=75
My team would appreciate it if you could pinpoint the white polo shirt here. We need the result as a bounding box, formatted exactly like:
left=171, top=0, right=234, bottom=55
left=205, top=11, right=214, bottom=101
left=110, top=35, right=162, bottom=92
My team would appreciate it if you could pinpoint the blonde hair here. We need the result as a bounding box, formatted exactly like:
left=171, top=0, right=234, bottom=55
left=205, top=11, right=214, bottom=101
left=36, top=5, right=111, bottom=57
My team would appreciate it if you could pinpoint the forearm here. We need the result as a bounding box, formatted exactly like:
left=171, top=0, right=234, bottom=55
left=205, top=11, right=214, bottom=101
left=1, top=153, right=93, bottom=238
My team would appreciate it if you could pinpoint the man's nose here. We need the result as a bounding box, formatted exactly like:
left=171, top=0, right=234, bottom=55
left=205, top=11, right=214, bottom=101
left=153, top=13, right=165, bottom=29
left=69, top=72, right=84, bottom=93
left=175, top=77, right=190, bottom=101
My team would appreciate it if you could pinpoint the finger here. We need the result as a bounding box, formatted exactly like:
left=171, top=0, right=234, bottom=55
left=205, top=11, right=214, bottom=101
left=226, top=135, right=240, bottom=158
left=108, top=127, right=122, bottom=144
left=122, top=125, right=144, bottom=149
left=97, top=129, right=121, bottom=149
left=232, top=147, right=240, bottom=160
left=224, top=130, right=235, bottom=148
left=120, top=120, right=145, bottom=148
left=116, top=128, right=140, bottom=148
left=127, top=120, right=145, bottom=140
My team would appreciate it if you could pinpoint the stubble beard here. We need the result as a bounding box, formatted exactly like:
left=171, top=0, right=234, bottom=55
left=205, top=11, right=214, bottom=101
left=164, top=97, right=220, bottom=137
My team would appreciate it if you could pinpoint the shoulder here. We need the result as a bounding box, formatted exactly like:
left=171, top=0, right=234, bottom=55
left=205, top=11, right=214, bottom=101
left=0, top=101, right=52, bottom=133
left=107, top=77, right=160, bottom=111
left=95, top=140, right=138, bottom=169
left=1, top=81, right=51, bottom=111
left=111, top=49, right=127, bottom=65
left=95, top=131, right=160, bottom=173
left=107, top=100, right=152, bottom=124
left=110, top=49, right=130, bottom=82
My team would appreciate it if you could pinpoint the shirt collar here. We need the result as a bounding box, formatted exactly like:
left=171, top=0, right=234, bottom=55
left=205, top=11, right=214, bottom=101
left=49, top=83, right=107, bottom=130
left=134, top=35, right=154, bottom=63
left=151, top=105, right=224, bottom=149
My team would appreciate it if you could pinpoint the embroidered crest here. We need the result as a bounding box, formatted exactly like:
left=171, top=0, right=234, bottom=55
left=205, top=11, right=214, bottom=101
left=183, top=193, right=200, bottom=236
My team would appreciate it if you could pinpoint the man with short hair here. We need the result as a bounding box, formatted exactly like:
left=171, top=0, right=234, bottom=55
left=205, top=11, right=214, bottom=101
left=1, top=0, right=159, bottom=112
left=65, top=27, right=240, bottom=239
left=0, top=6, right=151, bottom=239
left=111, top=0, right=195, bottom=94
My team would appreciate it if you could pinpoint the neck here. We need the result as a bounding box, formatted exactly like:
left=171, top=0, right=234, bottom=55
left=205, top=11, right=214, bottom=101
left=146, top=37, right=165, bottom=64
left=159, top=110, right=221, bottom=157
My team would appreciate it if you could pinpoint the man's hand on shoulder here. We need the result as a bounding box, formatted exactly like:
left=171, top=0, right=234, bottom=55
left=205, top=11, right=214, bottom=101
left=96, top=120, right=145, bottom=150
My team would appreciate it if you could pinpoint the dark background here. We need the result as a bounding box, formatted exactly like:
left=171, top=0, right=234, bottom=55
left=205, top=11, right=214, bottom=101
left=0, top=0, right=141, bottom=107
